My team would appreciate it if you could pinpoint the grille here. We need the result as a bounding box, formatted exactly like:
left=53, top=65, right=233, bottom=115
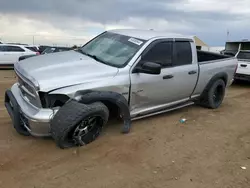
left=17, top=75, right=41, bottom=107
left=18, top=77, right=35, bottom=95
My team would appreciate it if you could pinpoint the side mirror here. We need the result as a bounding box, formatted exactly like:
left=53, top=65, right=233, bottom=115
left=134, top=61, right=161, bottom=75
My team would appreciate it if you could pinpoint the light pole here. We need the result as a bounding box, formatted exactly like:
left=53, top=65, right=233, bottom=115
left=226, top=29, right=230, bottom=42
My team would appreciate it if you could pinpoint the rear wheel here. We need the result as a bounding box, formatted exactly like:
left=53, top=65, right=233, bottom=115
left=199, top=79, right=226, bottom=109
left=51, top=100, right=109, bottom=149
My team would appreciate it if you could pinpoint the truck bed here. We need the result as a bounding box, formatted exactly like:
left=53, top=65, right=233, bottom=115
left=197, top=50, right=231, bottom=62
left=192, top=50, right=237, bottom=96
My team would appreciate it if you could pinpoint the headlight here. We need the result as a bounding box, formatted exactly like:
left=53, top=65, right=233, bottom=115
left=14, top=63, right=40, bottom=90
left=39, top=92, right=69, bottom=108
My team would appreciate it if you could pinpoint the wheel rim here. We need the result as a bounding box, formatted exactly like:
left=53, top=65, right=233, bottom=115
left=213, top=85, right=224, bottom=104
left=72, top=116, right=103, bottom=145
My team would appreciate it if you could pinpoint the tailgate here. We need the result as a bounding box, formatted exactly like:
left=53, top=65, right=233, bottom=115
left=236, top=60, right=250, bottom=75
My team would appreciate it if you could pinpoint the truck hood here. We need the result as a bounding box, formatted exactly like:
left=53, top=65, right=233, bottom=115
left=15, top=50, right=119, bottom=92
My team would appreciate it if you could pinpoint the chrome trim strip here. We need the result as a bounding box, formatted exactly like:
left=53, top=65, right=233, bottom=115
left=20, top=117, right=32, bottom=132
left=20, top=85, right=36, bottom=98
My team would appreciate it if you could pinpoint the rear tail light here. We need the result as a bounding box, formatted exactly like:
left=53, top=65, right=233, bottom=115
left=36, top=52, right=40, bottom=55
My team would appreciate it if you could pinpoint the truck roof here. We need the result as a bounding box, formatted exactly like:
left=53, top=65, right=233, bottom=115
left=109, top=29, right=194, bottom=41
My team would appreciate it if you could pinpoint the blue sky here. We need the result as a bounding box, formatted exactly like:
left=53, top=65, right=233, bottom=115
left=0, top=0, right=250, bottom=46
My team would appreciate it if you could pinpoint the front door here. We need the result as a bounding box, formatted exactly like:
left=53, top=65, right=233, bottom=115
left=129, top=40, right=198, bottom=117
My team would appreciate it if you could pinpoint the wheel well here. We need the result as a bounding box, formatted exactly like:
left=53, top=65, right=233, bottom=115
left=200, top=74, right=227, bottom=99
left=208, top=74, right=228, bottom=90
left=100, top=100, right=120, bottom=120
left=75, top=91, right=131, bottom=133
left=218, top=76, right=227, bottom=85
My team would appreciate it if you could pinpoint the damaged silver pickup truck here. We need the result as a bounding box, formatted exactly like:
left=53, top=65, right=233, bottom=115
left=5, top=29, right=238, bottom=149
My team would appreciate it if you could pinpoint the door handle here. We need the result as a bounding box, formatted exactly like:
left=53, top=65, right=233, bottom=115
left=163, top=75, right=174, bottom=79
left=240, top=64, right=247, bottom=67
left=188, top=70, right=197, bottom=75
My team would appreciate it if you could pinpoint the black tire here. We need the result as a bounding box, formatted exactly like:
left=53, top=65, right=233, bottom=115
left=200, top=79, right=226, bottom=109
left=51, top=100, right=109, bottom=149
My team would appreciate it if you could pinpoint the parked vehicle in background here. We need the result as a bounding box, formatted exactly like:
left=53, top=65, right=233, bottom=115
left=234, top=50, right=250, bottom=81
left=19, top=46, right=72, bottom=61
left=220, top=40, right=250, bottom=82
left=222, top=40, right=250, bottom=56
left=5, top=29, right=238, bottom=149
left=0, top=44, right=38, bottom=68
left=25, top=45, right=40, bottom=53
left=42, top=46, right=72, bottom=54
left=38, top=45, right=51, bottom=54
left=38, top=45, right=71, bottom=54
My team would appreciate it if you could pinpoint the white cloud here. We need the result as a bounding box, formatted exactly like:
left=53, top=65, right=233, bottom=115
left=173, top=0, right=250, bottom=15
left=1, top=0, right=250, bottom=46
left=0, top=14, right=95, bottom=46
left=0, top=15, right=192, bottom=46
left=106, top=17, right=193, bottom=32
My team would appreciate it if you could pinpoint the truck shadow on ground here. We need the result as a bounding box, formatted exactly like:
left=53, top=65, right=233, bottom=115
left=232, top=80, right=250, bottom=88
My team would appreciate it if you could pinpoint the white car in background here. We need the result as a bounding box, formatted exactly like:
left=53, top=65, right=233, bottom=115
left=234, top=50, right=250, bottom=81
left=0, top=44, right=38, bottom=67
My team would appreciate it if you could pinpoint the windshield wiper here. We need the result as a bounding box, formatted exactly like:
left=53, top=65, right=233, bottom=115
left=77, top=49, right=106, bottom=64
left=87, top=54, right=104, bottom=63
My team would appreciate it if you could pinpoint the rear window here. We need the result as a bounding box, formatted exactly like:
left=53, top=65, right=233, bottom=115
left=237, top=52, right=250, bottom=60
left=5, top=46, right=25, bottom=52
left=173, top=41, right=192, bottom=66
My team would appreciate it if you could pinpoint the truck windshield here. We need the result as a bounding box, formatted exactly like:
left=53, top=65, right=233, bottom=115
left=80, top=32, right=146, bottom=68
left=237, top=51, right=250, bottom=60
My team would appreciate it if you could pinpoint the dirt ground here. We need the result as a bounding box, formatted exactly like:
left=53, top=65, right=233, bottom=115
left=0, top=70, right=249, bottom=188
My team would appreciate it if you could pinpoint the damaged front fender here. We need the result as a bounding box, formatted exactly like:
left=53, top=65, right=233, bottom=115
left=74, top=90, right=131, bottom=134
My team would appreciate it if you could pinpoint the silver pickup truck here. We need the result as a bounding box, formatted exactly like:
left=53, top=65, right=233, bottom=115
left=5, top=29, right=238, bottom=149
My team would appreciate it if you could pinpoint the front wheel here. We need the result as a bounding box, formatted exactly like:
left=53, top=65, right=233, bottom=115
left=199, top=79, right=226, bottom=109
left=51, top=100, right=109, bottom=149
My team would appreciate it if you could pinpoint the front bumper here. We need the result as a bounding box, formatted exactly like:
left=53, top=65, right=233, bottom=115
left=5, top=83, right=54, bottom=137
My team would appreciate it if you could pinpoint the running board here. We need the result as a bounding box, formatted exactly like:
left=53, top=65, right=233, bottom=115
left=131, top=101, right=194, bottom=121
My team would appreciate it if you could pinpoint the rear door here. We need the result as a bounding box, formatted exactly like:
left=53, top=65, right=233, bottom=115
left=169, top=40, right=199, bottom=99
